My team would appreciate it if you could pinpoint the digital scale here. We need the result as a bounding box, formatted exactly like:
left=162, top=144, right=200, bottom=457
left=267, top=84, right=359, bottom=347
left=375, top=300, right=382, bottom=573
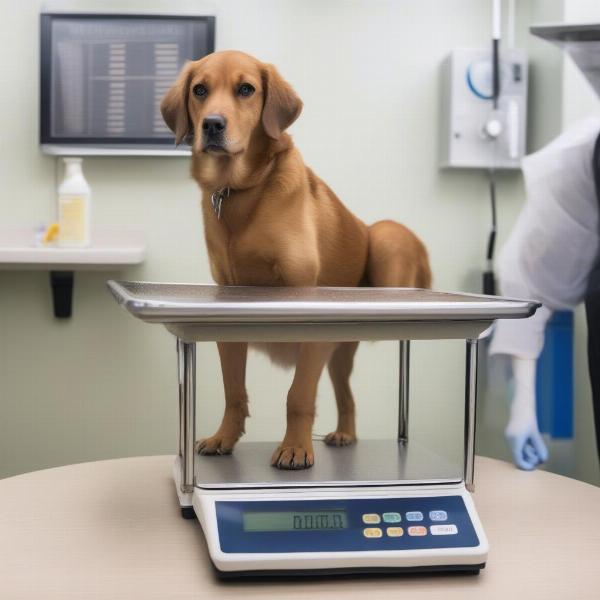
left=108, top=282, right=538, bottom=577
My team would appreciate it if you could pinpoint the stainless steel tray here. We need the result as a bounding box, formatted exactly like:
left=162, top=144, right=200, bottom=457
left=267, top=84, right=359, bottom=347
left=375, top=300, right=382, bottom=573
left=107, top=281, right=539, bottom=342
left=193, top=440, right=461, bottom=490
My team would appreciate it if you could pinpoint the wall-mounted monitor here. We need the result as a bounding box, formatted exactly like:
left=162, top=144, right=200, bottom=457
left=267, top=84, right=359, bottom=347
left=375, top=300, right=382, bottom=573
left=40, top=13, right=215, bottom=156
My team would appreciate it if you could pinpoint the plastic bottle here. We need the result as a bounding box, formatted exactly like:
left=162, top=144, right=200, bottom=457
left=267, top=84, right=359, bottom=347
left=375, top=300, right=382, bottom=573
left=58, top=157, right=91, bottom=247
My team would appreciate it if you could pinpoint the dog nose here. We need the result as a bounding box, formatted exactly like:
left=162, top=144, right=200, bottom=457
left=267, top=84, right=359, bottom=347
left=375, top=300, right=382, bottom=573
left=202, top=114, right=227, bottom=136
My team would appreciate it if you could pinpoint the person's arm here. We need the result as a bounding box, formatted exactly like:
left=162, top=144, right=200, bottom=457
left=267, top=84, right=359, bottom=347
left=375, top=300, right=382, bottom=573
left=490, top=303, right=553, bottom=470
left=505, top=356, right=549, bottom=470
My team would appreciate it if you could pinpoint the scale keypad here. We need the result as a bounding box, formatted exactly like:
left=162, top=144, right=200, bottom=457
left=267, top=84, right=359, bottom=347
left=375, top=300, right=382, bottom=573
left=216, top=495, right=479, bottom=554
left=361, top=510, right=455, bottom=539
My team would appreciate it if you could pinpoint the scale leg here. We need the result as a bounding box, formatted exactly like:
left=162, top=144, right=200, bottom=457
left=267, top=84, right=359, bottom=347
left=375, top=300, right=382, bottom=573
left=180, top=505, right=196, bottom=520
left=177, top=339, right=196, bottom=494
left=177, top=340, right=184, bottom=458
left=464, top=338, right=479, bottom=493
left=398, top=340, right=410, bottom=444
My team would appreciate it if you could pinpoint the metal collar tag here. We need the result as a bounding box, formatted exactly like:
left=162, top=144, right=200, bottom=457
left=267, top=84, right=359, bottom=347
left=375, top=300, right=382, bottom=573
left=211, top=187, right=230, bottom=220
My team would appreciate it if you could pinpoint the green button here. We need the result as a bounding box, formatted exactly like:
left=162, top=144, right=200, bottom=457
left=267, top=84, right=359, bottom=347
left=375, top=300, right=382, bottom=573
left=382, top=512, right=401, bottom=523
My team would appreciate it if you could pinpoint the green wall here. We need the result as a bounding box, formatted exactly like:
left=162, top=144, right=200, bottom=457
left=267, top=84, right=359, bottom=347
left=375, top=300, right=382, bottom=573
left=2, top=0, right=597, bottom=486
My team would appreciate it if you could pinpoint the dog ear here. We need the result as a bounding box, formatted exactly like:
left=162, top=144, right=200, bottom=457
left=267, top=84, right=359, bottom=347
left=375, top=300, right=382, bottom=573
left=261, top=64, right=303, bottom=140
left=161, top=62, right=194, bottom=145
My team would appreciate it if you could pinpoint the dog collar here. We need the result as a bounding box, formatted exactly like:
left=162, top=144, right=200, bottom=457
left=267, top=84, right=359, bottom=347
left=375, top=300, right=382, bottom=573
left=211, top=187, right=230, bottom=220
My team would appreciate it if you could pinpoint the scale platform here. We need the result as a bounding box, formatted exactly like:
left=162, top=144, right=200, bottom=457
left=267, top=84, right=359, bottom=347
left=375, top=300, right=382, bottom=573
left=193, top=440, right=461, bottom=489
left=108, top=281, right=539, bottom=577
left=107, top=281, right=536, bottom=342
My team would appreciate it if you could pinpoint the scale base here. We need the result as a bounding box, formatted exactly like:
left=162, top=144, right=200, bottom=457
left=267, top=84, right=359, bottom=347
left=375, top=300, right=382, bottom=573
left=213, top=562, right=484, bottom=579
left=191, top=483, right=488, bottom=577
left=171, top=445, right=488, bottom=579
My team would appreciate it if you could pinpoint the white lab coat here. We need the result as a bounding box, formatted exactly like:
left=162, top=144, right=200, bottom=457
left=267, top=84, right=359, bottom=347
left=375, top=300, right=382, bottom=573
left=490, top=118, right=600, bottom=359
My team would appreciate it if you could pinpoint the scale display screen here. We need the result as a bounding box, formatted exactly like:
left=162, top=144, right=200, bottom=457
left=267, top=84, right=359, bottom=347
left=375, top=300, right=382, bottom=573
left=243, top=510, right=348, bottom=532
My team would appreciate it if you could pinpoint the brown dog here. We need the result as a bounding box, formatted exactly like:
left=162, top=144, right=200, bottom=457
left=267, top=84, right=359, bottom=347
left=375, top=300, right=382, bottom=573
left=161, top=50, right=431, bottom=470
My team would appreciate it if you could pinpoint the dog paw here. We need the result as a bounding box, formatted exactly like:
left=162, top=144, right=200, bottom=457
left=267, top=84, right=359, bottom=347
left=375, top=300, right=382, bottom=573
left=324, top=431, right=357, bottom=447
left=270, top=445, right=314, bottom=470
left=195, top=435, right=235, bottom=456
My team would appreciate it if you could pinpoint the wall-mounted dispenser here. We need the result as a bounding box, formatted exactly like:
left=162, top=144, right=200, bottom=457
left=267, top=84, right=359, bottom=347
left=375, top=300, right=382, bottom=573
left=439, top=47, right=528, bottom=170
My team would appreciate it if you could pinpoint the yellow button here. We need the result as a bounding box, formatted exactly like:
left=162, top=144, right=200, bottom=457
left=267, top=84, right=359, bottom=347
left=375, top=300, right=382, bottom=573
left=362, top=513, right=381, bottom=524
left=408, top=526, right=428, bottom=536
left=386, top=527, right=404, bottom=537
left=363, top=527, right=383, bottom=538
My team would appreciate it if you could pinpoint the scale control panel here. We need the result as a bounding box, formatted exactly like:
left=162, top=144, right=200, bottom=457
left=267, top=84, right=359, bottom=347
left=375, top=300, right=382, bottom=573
left=215, top=495, right=479, bottom=554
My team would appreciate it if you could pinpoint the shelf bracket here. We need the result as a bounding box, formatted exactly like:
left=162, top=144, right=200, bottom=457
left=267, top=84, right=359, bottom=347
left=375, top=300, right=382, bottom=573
left=50, top=271, right=74, bottom=318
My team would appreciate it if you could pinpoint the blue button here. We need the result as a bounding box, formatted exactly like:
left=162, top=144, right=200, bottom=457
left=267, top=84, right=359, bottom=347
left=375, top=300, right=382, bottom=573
left=429, top=510, right=448, bottom=521
left=405, top=511, right=423, bottom=522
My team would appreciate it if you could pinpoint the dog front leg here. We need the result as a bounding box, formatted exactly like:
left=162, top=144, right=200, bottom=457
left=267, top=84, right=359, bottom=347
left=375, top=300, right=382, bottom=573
left=197, top=342, right=249, bottom=455
left=271, top=342, right=336, bottom=469
left=324, top=341, right=359, bottom=446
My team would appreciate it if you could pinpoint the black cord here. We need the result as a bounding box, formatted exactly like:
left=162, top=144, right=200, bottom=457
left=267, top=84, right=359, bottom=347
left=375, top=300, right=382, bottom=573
left=483, top=170, right=497, bottom=295
left=484, top=28, right=500, bottom=294
left=492, top=38, right=500, bottom=109
left=486, top=171, right=497, bottom=262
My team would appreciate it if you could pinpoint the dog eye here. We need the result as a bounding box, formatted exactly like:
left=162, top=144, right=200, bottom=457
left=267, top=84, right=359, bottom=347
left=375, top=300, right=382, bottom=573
left=238, top=83, right=255, bottom=97
left=192, top=84, right=208, bottom=98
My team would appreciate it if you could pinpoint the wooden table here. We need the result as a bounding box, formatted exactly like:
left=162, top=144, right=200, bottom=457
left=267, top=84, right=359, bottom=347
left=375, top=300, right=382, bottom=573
left=1, top=455, right=599, bottom=599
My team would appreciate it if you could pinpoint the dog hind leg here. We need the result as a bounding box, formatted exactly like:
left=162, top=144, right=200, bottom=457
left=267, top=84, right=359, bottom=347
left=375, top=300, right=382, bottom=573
left=367, top=220, right=431, bottom=288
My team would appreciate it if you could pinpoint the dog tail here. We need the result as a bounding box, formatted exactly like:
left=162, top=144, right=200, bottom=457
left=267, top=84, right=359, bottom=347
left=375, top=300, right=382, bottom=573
left=366, top=220, right=432, bottom=289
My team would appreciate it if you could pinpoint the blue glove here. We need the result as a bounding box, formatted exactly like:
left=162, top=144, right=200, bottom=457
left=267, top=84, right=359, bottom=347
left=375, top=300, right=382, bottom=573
left=505, top=428, right=549, bottom=471
left=504, top=358, right=549, bottom=471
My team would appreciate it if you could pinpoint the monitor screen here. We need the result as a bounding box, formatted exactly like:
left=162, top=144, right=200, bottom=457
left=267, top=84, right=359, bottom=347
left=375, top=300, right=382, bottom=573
left=40, top=13, right=215, bottom=154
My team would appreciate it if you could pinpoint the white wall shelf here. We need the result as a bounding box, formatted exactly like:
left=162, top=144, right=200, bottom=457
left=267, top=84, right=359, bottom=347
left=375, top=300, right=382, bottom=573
left=0, top=227, right=145, bottom=270
left=0, top=227, right=146, bottom=318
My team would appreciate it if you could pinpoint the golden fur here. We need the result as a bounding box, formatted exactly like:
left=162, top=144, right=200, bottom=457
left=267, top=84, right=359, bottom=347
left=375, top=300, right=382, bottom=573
left=162, top=50, right=431, bottom=469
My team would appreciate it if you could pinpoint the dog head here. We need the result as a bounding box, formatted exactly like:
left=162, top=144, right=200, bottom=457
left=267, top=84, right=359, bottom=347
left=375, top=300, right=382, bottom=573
left=161, top=50, right=303, bottom=155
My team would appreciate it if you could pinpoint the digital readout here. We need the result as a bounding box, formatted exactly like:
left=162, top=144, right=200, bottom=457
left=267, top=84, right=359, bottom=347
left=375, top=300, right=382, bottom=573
left=243, top=510, right=348, bottom=532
